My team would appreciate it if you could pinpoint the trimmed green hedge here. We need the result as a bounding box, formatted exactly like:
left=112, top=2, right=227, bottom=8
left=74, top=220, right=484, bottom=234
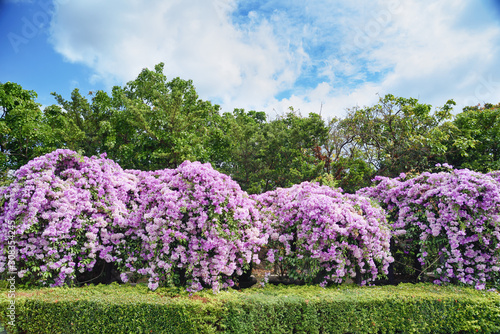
left=1, top=283, right=499, bottom=333
left=223, top=285, right=500, bottom=333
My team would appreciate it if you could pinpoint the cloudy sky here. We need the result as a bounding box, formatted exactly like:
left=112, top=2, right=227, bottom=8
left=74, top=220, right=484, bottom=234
left=1, top=0, right=500, bottom=118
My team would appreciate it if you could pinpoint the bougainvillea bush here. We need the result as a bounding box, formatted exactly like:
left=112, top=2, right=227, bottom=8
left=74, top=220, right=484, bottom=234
left=0, top=149, right=137, bottom=287
left=253, top=182, right=393, bottom=286
left=122, top=161, right=267, bottom=293
left=0, top=150, right=267, bottom=293
left=359, top=166, right=500, bottom=290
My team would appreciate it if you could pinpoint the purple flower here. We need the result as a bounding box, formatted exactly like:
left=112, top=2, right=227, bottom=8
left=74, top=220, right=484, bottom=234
left=253, top=182, right=393, bottom=285
left=359, top=168, right=500, bottom=290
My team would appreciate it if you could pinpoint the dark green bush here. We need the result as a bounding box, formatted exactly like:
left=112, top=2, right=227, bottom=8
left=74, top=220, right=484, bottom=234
left=0, top=284, right=224, bottom=334
left=1, top=283, right=499, bottom=333
left=224, top=284, right=500, bottom=334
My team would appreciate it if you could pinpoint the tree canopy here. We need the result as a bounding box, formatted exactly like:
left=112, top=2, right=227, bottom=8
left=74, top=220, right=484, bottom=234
left=1, top=64, right=499, bottom=192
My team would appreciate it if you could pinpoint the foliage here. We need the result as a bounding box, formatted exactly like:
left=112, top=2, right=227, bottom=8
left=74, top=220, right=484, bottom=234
left=331, top=157, right=374, bottom=194
left=219, top=109, right=267, bottom=193
left=3, top=75, right=499, bottom=198
left=109, top=63, right=224, bottom=170
left=253, top=182, right=393, bottom=285
left=43, top=63, right=228, bottom=172
left=446, top=104, right=500, bottom=172
left=224, top=283, right=500, bottom=334
left=0, top=283, right=224, bottom=334
left=320, top=117, right=375, bottom=193
left=340, top=94, right=456, bottom=179
left=359, top=166, right=500, bottom=289
left=222, top=109, right=327, bottom=194
left=258, top=111, right=327, bottom=192
left=2, top=283, right=500, bottom=334
left=0, top=82, right=53, bottom=178
left=49, top=89, right=113, bottom=157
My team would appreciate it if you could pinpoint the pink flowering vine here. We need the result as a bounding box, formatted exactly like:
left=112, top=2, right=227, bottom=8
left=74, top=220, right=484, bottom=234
left=121, top=161, right=267, bottom=293
left=0, top=149, right=137, bottom=287
left=0, top=150, right=266, bottom=293
left=359, top=166, right=500, bottom=289
left=253, top=182, right=393, bottom=286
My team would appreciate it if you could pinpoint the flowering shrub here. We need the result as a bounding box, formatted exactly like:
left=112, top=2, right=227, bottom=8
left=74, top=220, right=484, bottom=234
left=122, top=161, right=267, bottom=292
left=253, top=182, right=393, bottom=286
left=359, top=167, right=500, bottom=289
left=0, top=151, right=266, bottom=293
left=0, top=149, right=137, bottom=287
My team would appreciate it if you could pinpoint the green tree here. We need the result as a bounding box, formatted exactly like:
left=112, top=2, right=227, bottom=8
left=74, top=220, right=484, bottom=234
left=445, top=103, right=500, bottom=172
left=110, top=63, right=224, bottom=170
left=341, top=94, right=455, bottom=179
left=260, top=110, right=326, bottom=191
left=42, top=104, right=85, bottom=153
left=0, top=82, right=53, bottom=177
left=318, top=117, right=374, bottom=193
left=219, top=109, right=267, bottom=193
left=222, top=109, right=327, bottom=193
left=49, top=89, right=114, bottom=156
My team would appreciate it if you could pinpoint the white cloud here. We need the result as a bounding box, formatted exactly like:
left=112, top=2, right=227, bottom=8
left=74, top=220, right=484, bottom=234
left=49, top=0, right=304, bottom=112
left=369, top=0, right=500, bottom=111
left=265, top=82, right=381, bottom=120
left=48, top=0, right=500, bottom=119
left=291, top=0, right=500, bottom=117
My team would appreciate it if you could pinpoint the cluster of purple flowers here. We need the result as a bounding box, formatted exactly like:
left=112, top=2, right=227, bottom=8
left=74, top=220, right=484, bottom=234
left=253, top=182, right=393, bottom=286
left=0, top=149, right=137, bottom=287
left=359, top=166, right=500, bottom=290
left=0, top=150, right=267, bottom=292
left=4, top=150, right=497, bottom=291
left=122, top=161, right=267, bottom=293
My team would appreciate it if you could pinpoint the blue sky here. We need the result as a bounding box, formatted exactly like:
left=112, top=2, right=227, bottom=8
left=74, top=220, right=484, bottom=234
left=1, top=0, right=500, bottom=118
